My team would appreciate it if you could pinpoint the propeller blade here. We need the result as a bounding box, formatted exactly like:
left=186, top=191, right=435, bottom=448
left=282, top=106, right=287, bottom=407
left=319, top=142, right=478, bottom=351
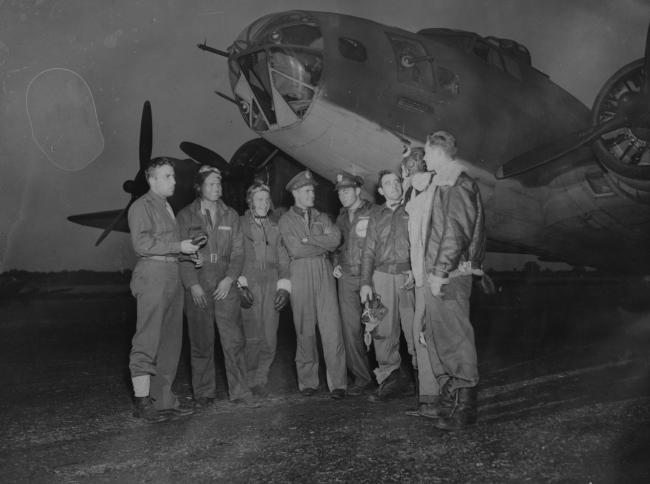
left=496, top=116, right=628, bottom=179
left=67, top=209, right=129, bottom=231
left=644, top=22, right=650, bottom=94
left=179, top=141, right=230, bottom=173
left=139, top=101, right=153, bottom=170
left=93, top=200, right=133, bottom=246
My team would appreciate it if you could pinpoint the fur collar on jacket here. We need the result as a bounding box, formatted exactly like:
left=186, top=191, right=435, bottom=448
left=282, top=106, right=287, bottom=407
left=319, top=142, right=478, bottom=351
left=411, top=160, right=464, bottom=192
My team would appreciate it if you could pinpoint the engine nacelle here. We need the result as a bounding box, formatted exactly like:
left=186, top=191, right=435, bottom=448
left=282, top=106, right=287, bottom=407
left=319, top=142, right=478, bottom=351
left=592, top=58, right=650, bottom=201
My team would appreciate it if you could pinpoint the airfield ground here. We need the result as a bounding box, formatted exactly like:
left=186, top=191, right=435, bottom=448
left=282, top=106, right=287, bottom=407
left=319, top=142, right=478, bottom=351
left=0, top=272, right=648, bottom=482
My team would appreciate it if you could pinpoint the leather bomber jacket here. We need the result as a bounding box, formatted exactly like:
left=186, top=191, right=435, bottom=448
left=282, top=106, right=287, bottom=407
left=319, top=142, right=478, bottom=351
left=360, top=203, right=411, bottom=286
left=426, top=172, right=486, bottom=278
left=334, top=199, right=376, bottom=275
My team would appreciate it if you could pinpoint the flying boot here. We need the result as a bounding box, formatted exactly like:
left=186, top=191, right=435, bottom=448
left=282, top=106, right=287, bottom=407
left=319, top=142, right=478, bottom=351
left=368, top=368, right=402, bottom=402
left=433, top=386, right=478, bottom=430
left=417, top=378, right=455, bottom=419
left=133, top=396, right=170, bottom=424
left=400, top=366, right=417, bottom=397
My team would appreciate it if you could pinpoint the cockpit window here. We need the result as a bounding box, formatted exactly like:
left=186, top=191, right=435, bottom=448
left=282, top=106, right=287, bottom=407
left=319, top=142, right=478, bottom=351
left=264, top=23, right=323, bottom=49
left=229, top=13, right=323, bottom=132
left=269, top=47, right=322, bottom=117
left=386, top=33, right=435, bottom=91
left=237, top=50, right=276, bottom=126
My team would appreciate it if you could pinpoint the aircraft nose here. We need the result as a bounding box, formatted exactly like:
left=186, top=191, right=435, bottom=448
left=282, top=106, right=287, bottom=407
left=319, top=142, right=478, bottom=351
left=228, top=12, right=324, bottom=133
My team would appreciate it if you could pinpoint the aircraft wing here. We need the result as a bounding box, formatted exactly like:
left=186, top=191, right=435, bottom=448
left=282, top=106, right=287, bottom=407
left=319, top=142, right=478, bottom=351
left=67, top=209, right=130, bottom=233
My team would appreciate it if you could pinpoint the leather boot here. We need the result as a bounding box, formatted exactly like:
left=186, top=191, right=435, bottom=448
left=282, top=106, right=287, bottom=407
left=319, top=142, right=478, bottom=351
left=401, top=367, right=417, bottom=397
left=133, top=396, right=170, bottom=423
left=368, top=369, right=401, bottom=402
left=404, top=395, right=441, bottom=417
left=434, top=387, right=477, bottom=430
left=418, top=379, right=455, bottom=420
left=414, top=396, right=441, bottom=418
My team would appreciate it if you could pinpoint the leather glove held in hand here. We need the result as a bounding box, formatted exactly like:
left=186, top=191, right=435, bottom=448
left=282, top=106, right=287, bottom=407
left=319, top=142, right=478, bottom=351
left=273, top=289, right=290, bottom=311
left=238, top=284, right=254, bottom=309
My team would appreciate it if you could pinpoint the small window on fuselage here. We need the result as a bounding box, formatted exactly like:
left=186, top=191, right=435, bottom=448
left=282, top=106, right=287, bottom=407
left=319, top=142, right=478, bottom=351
left=386, top=33, right=435, bottom=91
left=338, top=37, right=367, bottom=62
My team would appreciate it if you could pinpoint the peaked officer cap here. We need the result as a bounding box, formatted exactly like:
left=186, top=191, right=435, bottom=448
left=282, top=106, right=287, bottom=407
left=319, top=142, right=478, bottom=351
left=285, top=170, right=317, bottom=191
left=334, top=170, right=364, bottom=190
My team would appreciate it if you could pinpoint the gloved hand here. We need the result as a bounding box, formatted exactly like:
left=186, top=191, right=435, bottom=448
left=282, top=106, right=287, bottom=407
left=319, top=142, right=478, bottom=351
left=238, top=283, right=254, bottom=309
left=273, top=289, right=290, bottom=311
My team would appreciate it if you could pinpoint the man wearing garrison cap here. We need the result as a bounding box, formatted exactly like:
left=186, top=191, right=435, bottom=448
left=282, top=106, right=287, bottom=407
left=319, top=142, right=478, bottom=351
left=332, top=171, right=376, bottom=396
left=278, top=170, right=347, bottom=399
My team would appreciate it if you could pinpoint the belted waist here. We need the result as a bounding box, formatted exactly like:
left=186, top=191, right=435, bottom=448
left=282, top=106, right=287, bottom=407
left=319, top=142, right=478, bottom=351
left=291, top=254, right=326, bottom=261
left=205, top=253, right=229, bottom=264
left=142, top=255, right=178, bottom=263
left=375, top=262, right=410, bottom=274
left=244, top=262, right=279, bottom=272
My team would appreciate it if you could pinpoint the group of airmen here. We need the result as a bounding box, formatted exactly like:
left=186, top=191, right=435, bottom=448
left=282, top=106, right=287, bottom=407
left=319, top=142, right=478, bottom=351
left=126, top=129, right=485, bottom=431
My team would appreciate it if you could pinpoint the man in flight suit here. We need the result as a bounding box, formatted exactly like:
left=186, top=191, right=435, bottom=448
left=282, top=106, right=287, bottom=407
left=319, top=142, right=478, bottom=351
left=278, top=170, right=347, bottom=399
left=128, top=157, right=199, bottom=423
left=177, top=166, right=253, bottom=407
left=360, top=170, right=416, bottom=402
left=332, top=171, right=375, bottom=396
left=238, top=181, right=291, bottom=397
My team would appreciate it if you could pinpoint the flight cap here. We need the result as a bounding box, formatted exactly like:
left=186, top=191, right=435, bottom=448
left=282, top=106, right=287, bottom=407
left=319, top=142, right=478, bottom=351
left=198, top=165, right=222, bottom=179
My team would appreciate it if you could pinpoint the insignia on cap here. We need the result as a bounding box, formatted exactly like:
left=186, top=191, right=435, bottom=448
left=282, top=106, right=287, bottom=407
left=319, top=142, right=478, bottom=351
left=336, top=174, right=343, bottom=182
left=305, top=171, right=312, bottom=179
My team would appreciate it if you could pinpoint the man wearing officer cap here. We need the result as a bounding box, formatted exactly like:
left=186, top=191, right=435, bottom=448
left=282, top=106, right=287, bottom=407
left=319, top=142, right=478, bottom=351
left=278, top=170, right=348, bottom=399
left=332, top=171, right=376, bottom=396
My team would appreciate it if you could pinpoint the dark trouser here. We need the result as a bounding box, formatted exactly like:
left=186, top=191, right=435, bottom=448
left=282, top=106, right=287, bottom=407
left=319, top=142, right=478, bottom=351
left=129, top=260, right=183, bottom=410
left=241, top=274, right=279, bottom=387
left=337, top=271, right=372, bottom=387
left=184, top=265, right=251, bottom=401
left=371, top=271, right=415, bottom=384
left=422, top=275, right=478, bottom=392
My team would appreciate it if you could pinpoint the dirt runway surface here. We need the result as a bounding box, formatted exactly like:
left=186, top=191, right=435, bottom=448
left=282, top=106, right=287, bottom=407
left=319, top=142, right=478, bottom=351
left=0, top=273, right=649, bottom=482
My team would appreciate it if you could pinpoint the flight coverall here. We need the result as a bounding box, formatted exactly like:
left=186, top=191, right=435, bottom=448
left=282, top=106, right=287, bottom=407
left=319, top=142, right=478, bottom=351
left=278, top=207, right=347, bottom=392
left=177, top=199, right=251, bottom=401
left=360, top=203, right=416, bottom=384
left=407, top=165, right=486, bottom=395
left=334, top=199, right=375, bottom=388
left=239, top=210, right=291, bottom=388
left=128, top=190, right=184, bottom=411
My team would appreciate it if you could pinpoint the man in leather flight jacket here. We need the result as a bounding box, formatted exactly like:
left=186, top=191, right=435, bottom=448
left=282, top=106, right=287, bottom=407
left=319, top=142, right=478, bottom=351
left=405, top=131, right=486, bottom=430
left=360, top=170, right=417, bottom=402
left=333, top=171, right=376, bottom=396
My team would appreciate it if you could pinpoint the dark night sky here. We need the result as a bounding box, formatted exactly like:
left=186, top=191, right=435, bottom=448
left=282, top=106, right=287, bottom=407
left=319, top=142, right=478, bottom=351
left=1, top=0, right=648, bottom=271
